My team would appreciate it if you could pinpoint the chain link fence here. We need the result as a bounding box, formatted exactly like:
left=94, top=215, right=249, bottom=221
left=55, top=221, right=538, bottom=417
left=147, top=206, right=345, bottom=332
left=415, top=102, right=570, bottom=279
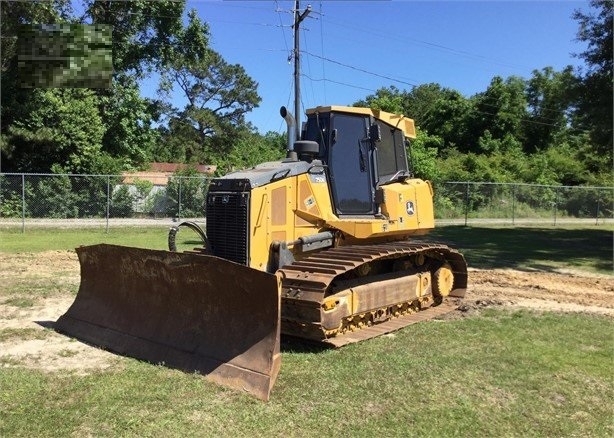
left=0, top=173, right=210, bottom=231
left=0, top=173, right=612, bottom=231
left=436, top=182, right=613, bottom=226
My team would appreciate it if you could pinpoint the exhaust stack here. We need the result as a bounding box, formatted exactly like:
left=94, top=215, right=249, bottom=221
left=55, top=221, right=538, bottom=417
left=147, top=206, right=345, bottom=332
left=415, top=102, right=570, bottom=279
left=280, top=106, right=298, bottom=161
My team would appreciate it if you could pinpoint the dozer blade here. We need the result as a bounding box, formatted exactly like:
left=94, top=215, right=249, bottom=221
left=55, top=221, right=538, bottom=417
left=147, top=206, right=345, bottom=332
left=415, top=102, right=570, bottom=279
left=56, top=244, right=281, bottom=401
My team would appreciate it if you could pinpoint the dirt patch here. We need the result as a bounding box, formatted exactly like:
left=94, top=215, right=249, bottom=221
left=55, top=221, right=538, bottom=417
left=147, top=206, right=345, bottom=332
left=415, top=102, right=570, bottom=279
left=1, top=250, right=80, bottom=279
left=1, top=251, right=613, bottom=375
left=453, top=268, right=614, bottom=318
left=1, top=295, right=120, bottom=374
left=1, top=251, right=117, bottom=373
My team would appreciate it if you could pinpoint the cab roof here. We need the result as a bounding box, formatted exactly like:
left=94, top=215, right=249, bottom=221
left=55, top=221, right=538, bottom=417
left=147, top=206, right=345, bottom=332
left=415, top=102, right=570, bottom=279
left=305, top=106, right=416, bottom=139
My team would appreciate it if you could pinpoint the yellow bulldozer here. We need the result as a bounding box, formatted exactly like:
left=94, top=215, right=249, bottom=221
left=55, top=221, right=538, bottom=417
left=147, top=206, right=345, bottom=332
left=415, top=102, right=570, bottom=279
left=56, top=105, right=467, bottom=401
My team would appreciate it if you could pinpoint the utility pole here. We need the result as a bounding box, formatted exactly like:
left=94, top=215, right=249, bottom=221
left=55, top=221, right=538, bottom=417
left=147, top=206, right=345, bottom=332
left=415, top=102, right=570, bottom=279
left=293, top=1, right=311, bottom=140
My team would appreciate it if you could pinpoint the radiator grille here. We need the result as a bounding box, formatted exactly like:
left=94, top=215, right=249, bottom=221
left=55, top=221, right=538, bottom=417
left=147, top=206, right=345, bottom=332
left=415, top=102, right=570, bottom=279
left=206, top=191, right=250, bottom=265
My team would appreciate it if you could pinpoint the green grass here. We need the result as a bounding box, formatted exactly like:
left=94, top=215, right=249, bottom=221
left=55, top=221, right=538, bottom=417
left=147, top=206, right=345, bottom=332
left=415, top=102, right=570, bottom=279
left=0, top=227, right=170, bottom=253
left=2, top=297, right=36, bottom=308
left=1, top=225, right=612, bottom=274
left=0, top=327, right=52, bottom=343
left=425, top=225, right=613, bottom=274
left=0, top=225, right=208, bottom=254
left=0, top=225, right=612, bottom=436
left=0, top=310, right=612, bottom=437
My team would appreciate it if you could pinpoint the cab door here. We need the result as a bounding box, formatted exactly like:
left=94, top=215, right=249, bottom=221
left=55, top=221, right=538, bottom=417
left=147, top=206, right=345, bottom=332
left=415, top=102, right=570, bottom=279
left=328, top=113, right=375, bottom=215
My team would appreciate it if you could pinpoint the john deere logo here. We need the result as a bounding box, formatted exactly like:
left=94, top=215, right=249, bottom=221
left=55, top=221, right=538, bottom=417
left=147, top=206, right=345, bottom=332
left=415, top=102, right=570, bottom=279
left=406, top=201, right=415, bottom=216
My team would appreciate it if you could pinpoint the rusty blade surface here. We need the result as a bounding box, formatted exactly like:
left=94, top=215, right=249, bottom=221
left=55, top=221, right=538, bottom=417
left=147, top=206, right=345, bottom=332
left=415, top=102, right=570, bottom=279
left=56, top=244, right=281, bottom=401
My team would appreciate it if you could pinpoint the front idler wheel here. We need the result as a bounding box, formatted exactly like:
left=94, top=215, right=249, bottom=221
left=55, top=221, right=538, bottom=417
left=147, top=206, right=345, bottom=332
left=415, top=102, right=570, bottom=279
left=432, top=263, right=454, bottom=304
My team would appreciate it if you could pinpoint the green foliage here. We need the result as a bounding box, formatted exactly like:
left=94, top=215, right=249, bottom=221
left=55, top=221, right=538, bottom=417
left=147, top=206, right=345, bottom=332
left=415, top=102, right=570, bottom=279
left=0, top=0, right=610, bottom=192
left=0, top=0, right=73, bottom=129
left=358, top=61, right=608, bottom=188
left=0, top=177, right=35, bottom=218
left=213, top=131, right=286, bottom=175
left=110, top=185, right=135, bottom=218
left=71, top=176, right=110, bottom=218
left=83, top=0, right=185, bottom=78
left=525, top=66, right=576, bottom=152
left=1, top=1, right=182, bottom=174
left=164, top=167, right=208, bottom=218
left=99, top=80, right=160, bottom=169
left=353, top=4, right=613, bottom=186
left=470, top=76, right=528, bottom=147
left=30, top=167, right=78, bottom=218
left=572, top=0, right=613, bottom=157
left=354, top=85, right=405, bottom=114
left=524, top=143, right=584, bottom=186
left=0, top=185, right=24, bottom=218
left=133, top=179, right=154, bottom=201
left=4, top=89, right=105, bottom=173
left=156, top=9, right=261, bottom=163
left=408, top=130, right=441, bottom=181
left=438, top=149, right=520, bottom=183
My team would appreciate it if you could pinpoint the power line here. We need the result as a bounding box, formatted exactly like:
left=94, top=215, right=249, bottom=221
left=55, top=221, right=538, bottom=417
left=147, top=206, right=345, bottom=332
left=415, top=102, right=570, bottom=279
left=321, top=16, right=534, bottom=72
left=274, top=0, right=291, bottom=60
left=318, top=0, right=327, bottom=103
left=302, top=50, right=420, bottom=89
left=302, top=49, right=573, bottom=125
left=301, top=24, right=317, bottom=107
left=301, top=73, right=376, bottom=93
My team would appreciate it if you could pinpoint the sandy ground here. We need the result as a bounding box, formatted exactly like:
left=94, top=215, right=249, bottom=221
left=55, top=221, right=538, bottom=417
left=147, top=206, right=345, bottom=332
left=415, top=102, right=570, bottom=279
left=1, top=251, right=613, bottom=374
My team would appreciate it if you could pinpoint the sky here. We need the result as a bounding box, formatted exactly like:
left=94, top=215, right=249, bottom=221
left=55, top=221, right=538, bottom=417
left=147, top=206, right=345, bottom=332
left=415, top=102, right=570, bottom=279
left=144, top=0, right=590, bottom=134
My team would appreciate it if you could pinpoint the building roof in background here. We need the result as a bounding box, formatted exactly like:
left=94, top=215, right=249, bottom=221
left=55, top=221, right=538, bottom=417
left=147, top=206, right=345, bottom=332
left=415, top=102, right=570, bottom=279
left=122, top=162, right=216, bottom=186
left=148, top=162, right=216, bottom=174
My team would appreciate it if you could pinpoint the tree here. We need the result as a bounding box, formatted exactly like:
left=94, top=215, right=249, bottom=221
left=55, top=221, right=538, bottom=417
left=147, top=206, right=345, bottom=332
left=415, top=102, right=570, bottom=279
left=0, top=0, right=73, bottom=170
left=408, top=130, right=442, bottom=181
left=99, top=79, right=160, bottom=169
left=156, top=10, right=261, bottom=163
left=418, top=88, right=473, bottom=152
left=82, top=0, right=185, bottom=79
left=524, top=66, right=577, bottom=152
left=81, top=0, right=184, bottom=169
left=355, top=84, right=474, bottom=153
left=164, top=167, right=208, bottom=218
left=1, top=1, right=177, bottom=173
left=213, top=130, right=286, bottom=175
left=0, top=0, right=73, bottom=72
left=3, top=88, right=106, bottom=173
left=572, top=0, right=613, bottom=167
left=354, top=86, right=405, bottom=114
left=469, top=76, right=529, bottom=148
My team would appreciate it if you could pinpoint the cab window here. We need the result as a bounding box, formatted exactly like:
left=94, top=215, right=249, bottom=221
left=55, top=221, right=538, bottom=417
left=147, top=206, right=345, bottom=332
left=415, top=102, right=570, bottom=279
left=328, top=114, right=374, bottom=215
left=375, top=121, right=409, bottom=183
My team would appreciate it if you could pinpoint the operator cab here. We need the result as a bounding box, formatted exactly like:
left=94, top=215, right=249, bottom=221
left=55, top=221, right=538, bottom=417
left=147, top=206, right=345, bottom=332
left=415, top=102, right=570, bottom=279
left=302, top=106, right=413, bottom=216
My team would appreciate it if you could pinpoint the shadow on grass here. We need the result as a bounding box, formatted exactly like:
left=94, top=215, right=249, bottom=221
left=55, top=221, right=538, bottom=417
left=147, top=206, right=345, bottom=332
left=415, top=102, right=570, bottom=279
left=280, top=335, right=331, bottom=354
left=421, top=226, right=613, bottom=273
left=36, top=320, right=56, bottom=330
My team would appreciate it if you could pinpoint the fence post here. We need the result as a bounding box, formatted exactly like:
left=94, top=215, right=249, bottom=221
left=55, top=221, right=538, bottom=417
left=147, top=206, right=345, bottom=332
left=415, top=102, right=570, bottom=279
left=21, top=174, right=25, bottom=233
left=595, top=196, right=600, bottom=226
left=511, top=184, right=516, bottom=226
left=464, top=182, right=470, bottom=227
left=553, top=187, right=559, bottom=226
left=178, top=177, right=182, bottom=220
left=106, top=175, right=110, bottom=233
